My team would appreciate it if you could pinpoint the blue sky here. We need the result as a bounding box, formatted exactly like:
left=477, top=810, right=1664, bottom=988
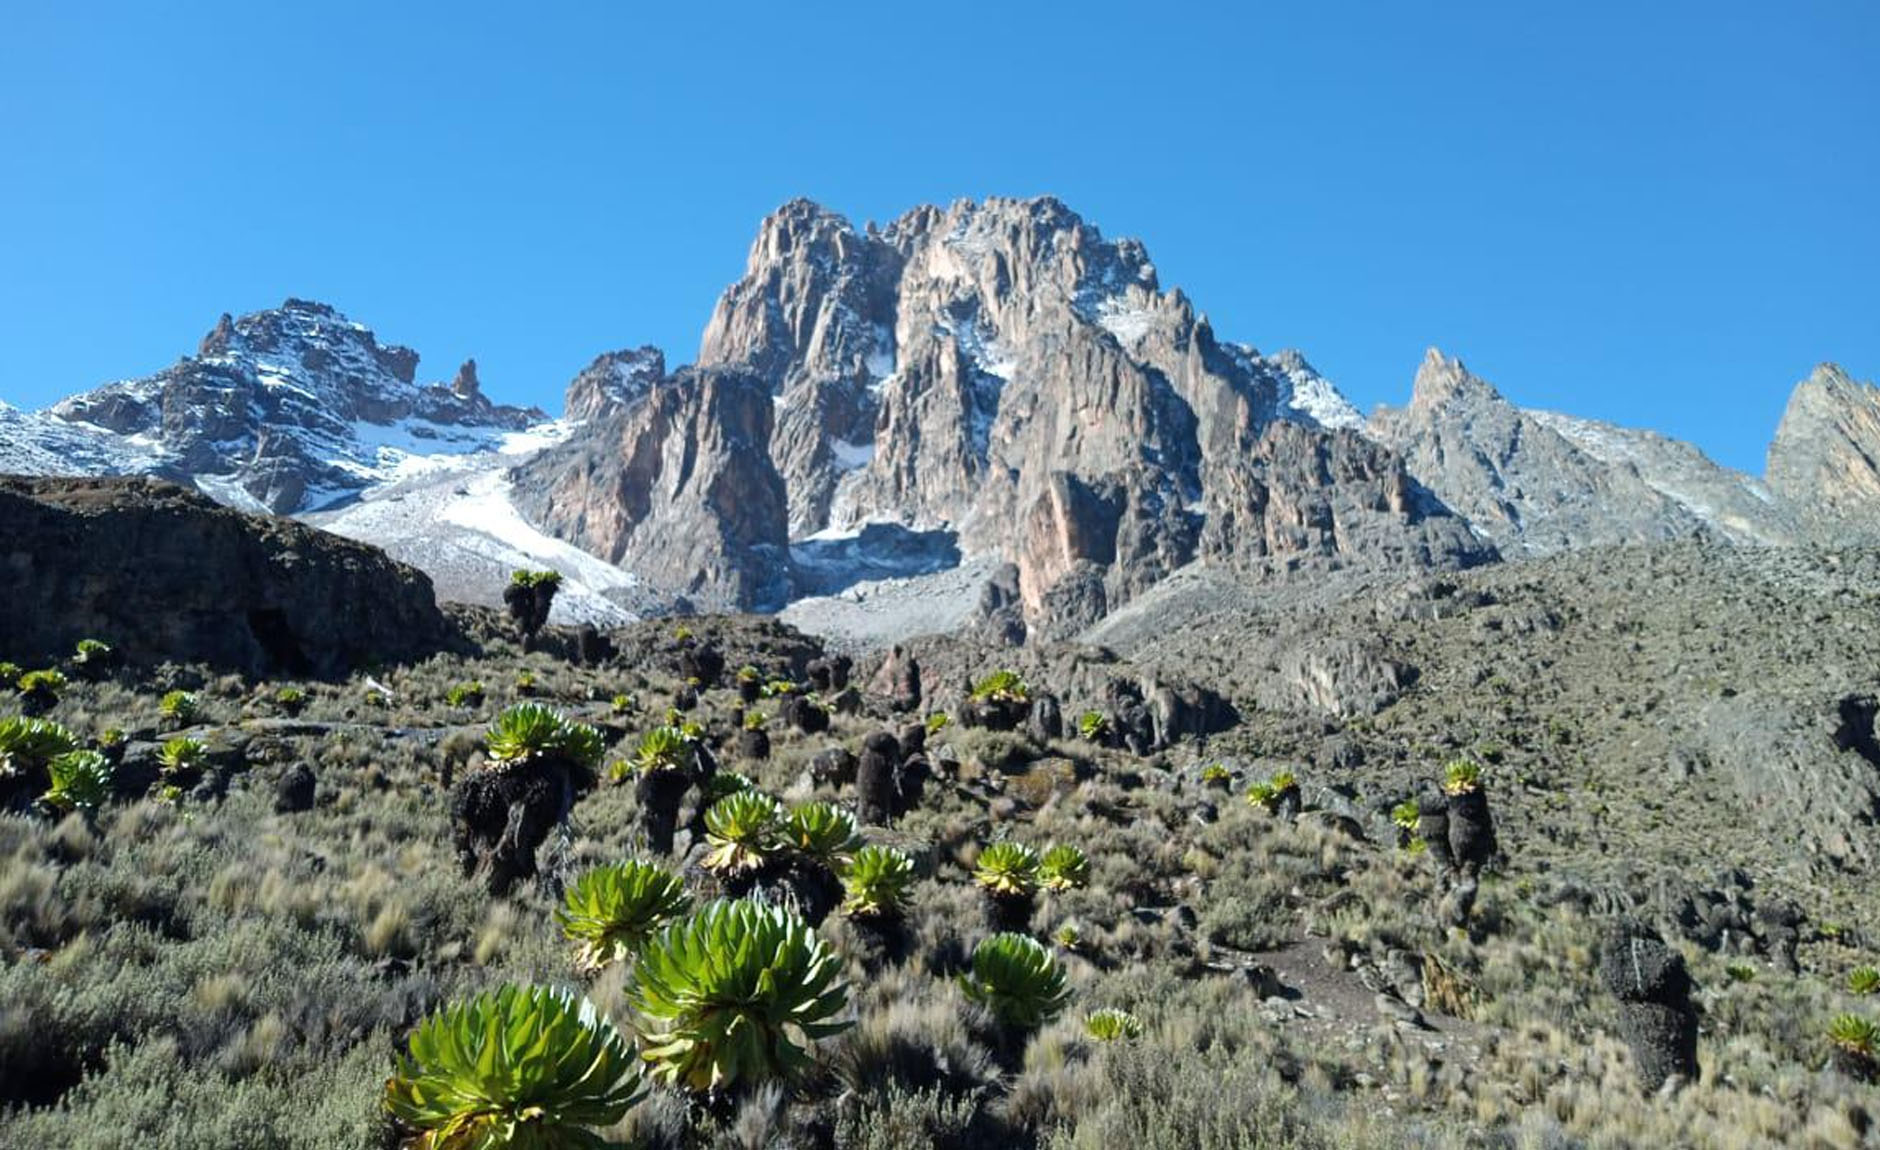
left=1, top=2, right=1873, bottom=474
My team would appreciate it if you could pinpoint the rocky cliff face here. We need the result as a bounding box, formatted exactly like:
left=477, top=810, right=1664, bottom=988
left=1766, top=364, right=1880, bottom=539
left=695, top=196, right=1469, bottom=630
left=511, top=366, right=790, bottom=612
left=564, top=346, right=666, bottom=423
left=1369, top=350, right=1761, bottom=554
left=0, top=475, right=454, bottom=674
left=44, top=299, right=544, bottom=514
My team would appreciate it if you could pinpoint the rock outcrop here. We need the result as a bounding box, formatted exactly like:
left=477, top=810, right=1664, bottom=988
left=1766, top=363, right=1880, bottom=539
left=511, top=366, right=790, bottom=612
left=0, top=475, right=454, bottom=674
left=44, top=299, right=544, bottom=514
left=564, top=346, right=667, bottom=423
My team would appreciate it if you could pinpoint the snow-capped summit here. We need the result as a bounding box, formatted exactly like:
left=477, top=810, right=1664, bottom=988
left=38, top=299, right=545, bottom=514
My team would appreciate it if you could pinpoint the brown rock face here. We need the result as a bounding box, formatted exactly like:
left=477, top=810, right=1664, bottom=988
left=1766, top=364, right=1880, bottom=537
left=512, top=368, right=789, bottom=611
left=699, top=199, right=901, bottom=534
left=0, top=475, right=454, bottom=674
left=451, top=358, right=482, bottom=401
left=1198, top=421, right=1495, bottom=574
left=699, top=195, right=1449, bottom=629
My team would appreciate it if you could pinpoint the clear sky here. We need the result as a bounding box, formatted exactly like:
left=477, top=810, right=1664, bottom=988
left=1, top=2, right=1873, bottom=474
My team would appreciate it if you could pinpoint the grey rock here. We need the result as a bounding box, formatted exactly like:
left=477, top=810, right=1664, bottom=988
left=1260, top=638, right=1416, bottom=720
left=1370, top=350, right=1773, bottom=554
left=1767, top=363, right=1880, bottom=537
left=808, top=748, right=857, bottom=788
left=44, top=299, right=541, bottom=514
left=511, top=366, right=789, bottom=612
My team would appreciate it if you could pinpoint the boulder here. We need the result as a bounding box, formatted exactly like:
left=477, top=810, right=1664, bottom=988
left=809, top=747, right=858, bottom=788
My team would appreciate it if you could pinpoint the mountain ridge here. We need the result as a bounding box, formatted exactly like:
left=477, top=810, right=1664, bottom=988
left=1, top=197, right=1874, bottom=639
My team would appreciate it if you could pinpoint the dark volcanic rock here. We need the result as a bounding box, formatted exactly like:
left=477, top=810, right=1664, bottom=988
left=0, top=476, right=455, bottom=675
left=575, top=625, right=615, bottom=667
left=809, top=748, right=858, bottom=788
left=1027, top=692, right=1064, bottom=743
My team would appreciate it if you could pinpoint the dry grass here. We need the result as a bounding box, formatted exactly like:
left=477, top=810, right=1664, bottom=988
left=1, top=614, right=1874, bottom=1147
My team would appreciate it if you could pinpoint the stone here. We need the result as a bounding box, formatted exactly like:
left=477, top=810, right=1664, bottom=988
left=575, top=625, right=615, bottom=667
left=1367, top=349, right=1770, bottom=554
left=1767, top=364, right=1880, bottom=539
left=809, top=748, right=858, bottom=788
left=1027, top=691, right=1064, bottom=742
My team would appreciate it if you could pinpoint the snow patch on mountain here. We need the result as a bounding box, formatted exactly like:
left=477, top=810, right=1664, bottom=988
left=1268, top=350, right=1364, bottom=431
left=1095, top=298, right=1157, bottom=344
left=302, top=422, right=641, bottom=625
left=0, top=401, right=166, bottom=475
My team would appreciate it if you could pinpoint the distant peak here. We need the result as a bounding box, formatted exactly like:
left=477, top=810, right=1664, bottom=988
left=451, top=358, right=481, bottom=400
left=280, top=297, right=340, bottom=317
left=1806, top=362, right=1857, bottom=390
left=1407, top=348, right=1512, bottom=418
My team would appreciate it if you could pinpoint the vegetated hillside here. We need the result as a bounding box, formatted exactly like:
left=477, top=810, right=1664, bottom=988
left=3, top=541, right=1879, bottom=1147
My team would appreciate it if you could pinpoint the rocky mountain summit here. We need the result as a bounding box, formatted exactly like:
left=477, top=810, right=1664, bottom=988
left=694, top=197, right=1492, bottom=635
left=29, top=299, right=543, bottom=514
left=1768, top=363, right=1880, bottom=539
left=1367, top=350, right=1781, bottom=554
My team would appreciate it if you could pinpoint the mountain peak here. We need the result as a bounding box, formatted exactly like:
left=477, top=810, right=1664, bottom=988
left=564, top=346, right=667, bottom=422
left=40, top=301, right=540, bottom=514
left=1767, top=362, right=1880, bottom=528
left=1409, top=348, right=1499, bottom=413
